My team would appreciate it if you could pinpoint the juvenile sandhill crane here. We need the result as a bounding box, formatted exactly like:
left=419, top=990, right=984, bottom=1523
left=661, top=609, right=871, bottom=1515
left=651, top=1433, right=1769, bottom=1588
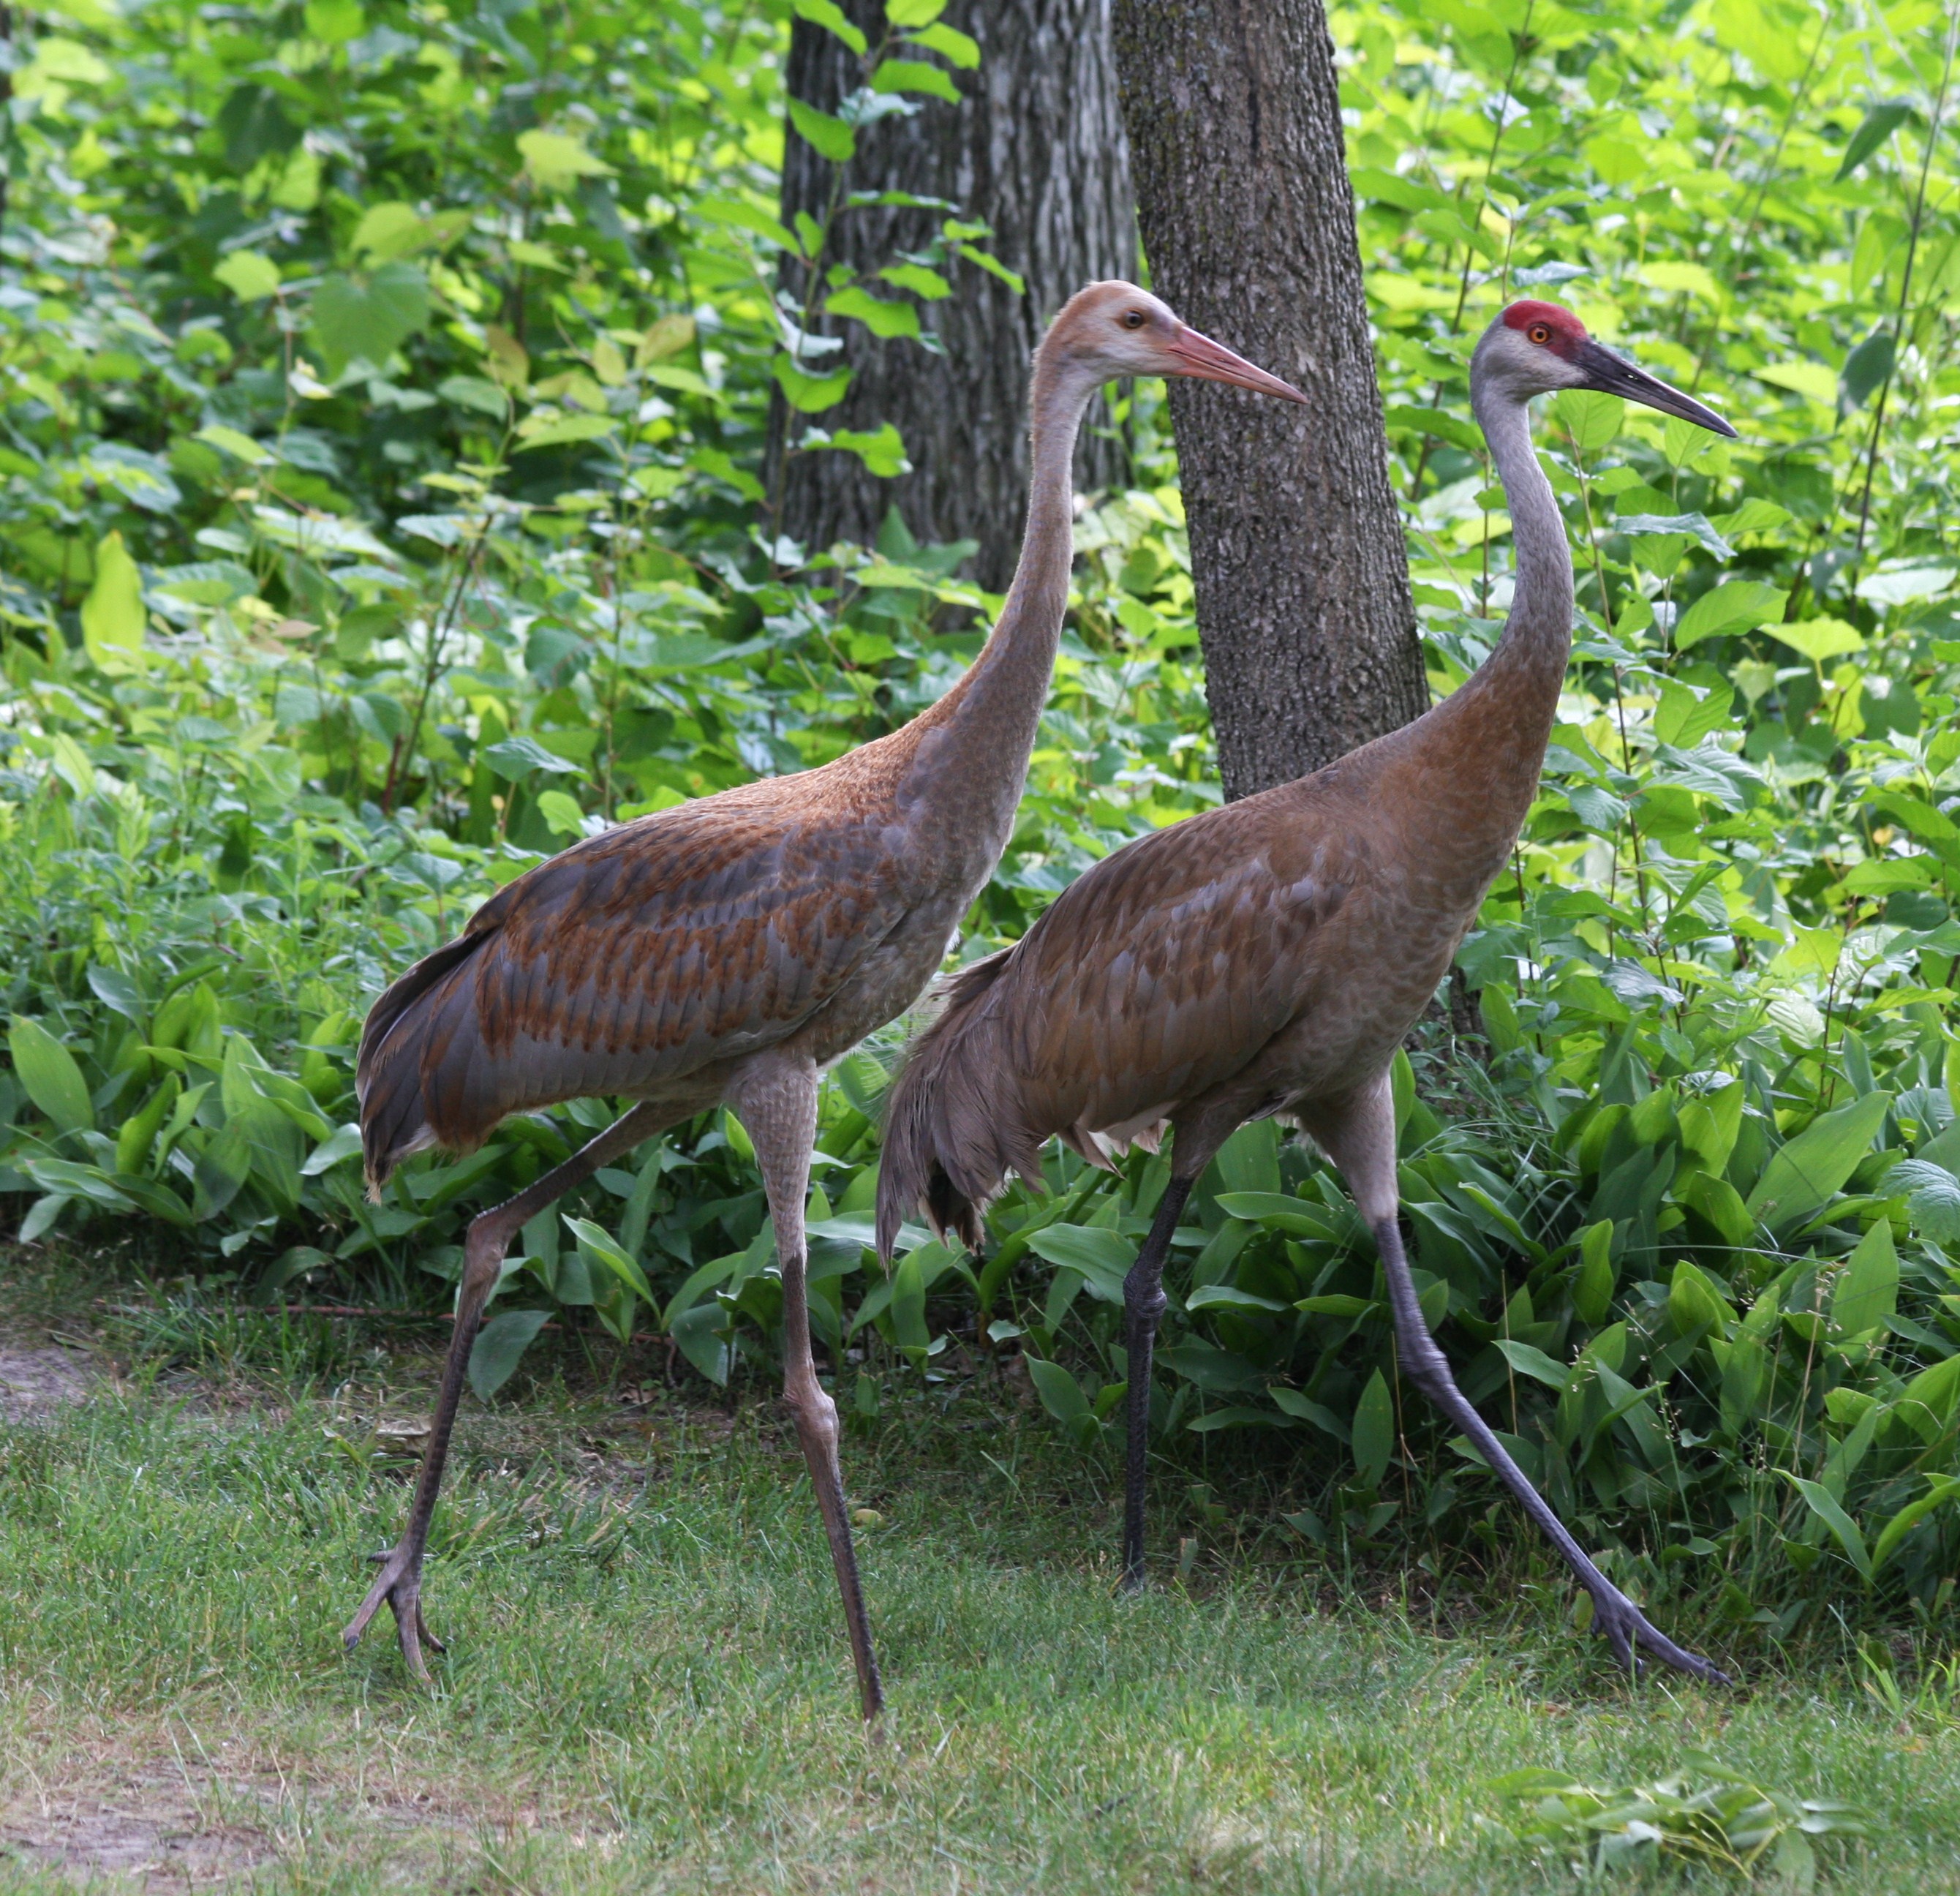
left=879, top=301, right=1738, bottom=1683
left=345, top=282, right=1305, bottom=1719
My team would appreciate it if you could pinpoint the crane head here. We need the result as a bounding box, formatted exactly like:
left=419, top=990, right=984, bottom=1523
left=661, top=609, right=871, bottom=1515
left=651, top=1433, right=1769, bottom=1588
left=1478, top=299, right=1738, bottom=437
left=1047, top=280, right=1308, bottom=404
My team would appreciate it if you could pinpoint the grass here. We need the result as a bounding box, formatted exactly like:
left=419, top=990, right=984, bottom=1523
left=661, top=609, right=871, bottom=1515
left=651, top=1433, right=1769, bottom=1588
left=0, top=1263, right=1956, bottom=1892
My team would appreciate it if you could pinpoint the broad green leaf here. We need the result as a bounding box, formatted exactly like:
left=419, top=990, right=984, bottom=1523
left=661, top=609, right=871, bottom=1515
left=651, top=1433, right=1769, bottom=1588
left=1771, top=616, right=1866, bottom=663
left=885, top=0, right=946, bottom=23
left=517, top=129, right=614, bottom=191
left=563, top=1214, right=656, bottom=1304
left=824, top=285, right=921, bottom=338
left=826, top=424, right=910, bottom=475
left=195, top=424, right=272, bottom=464
left=787, top=97, right=855, bottom=162
left=1351, top=1368, right=1394, bottom=1486
left=1889, top=1158, right=1960, bottom=1244
left=1025, top=1224, right=1131, bottom=1304
left=1669, top=1259, right=1733, bottom=1335
left=468, top=1309, right=551, bottom=1401
left=536, top=789, right=587, bottom=837
left=1781, top=1473, right=1872, bottom=1581
left=1745, top=1091, right=1891, bottom=1233
left=1573, top=1219, right=1616, bottom=1324
left=481, top=735, right=581, bottom=779
left=791, top=0, right=867, bottom=53
left=81, top=530, right=146, bottom=673
left=774, top=353, right=853, bottom=413
left=213, top=250, right=279, bottom=301
left=1754, top=360, right=1838, bottom=405
left=1495, top=1339, right=1571, bottom=1389
left=1871, top=1475, right=1960, bottom=1574
left=905, top=21, right=980, bottom=66
left=515, top=413, right=617, bottom=451
left=309, top=263, right=431, bottom=373
left=871, top=58, right=962, bottom=103
left=1549, top=388, right=1622, bottom=457
left=1027, top=1355, right=1090, bottom=1425
left=7, top=1017, right=94, bottom=1135
left=1831, top=1219, right=1897, bottom=1336
left=1841, top=326, right=1895, bottom=410
left=1673, top=580, right=1787, bottom=650
left=1836, top=99, right=1915, bottom=179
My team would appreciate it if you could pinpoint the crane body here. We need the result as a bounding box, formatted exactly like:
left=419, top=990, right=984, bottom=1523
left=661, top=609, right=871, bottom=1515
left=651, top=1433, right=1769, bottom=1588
left=344, top=282, right=1306, bottom=1718
left=879, top=300, right=1738, bottom=1684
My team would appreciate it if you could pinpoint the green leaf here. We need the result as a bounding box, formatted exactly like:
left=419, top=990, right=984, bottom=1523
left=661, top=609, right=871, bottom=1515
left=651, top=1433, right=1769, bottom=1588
left=213, top=250, right=279, bottom=301
left=195, top=424, right=273, bottom=465
left=309, top=263, right=431, bottom=374
left=824, top=285, right=921, bottom=338
left=81, top=530, right=146, bottom=674
left=515, top=413, right=617, bottom=451
left=828, top=424, right=909, bottom=475
left=469, top=1309, right=551, bottom=1401
left=1781, top=1473, right=1872, bottom=1581
left=774, top=353, right=853, bottom=413
left=880, top=262, right=951, bottom=300
left=871, top=58, right=962, bottom=102
left=787, top=97, right=855, bottom=162
left=536, top=789, right=587, bottom=837
left=9, top=1016, right=94, bottom=1135
left=1027, top=1355, right=1090, bottom=1426
left=1673, top=580, right=1787, bottom=650
left=517, top=129, right=615, bottom=192
left=1351, top=1368, right=1394, bottom=1486
left=1870, top=1475, right=1960, bottom=1575
left=1573, top=1219, right=1617, bottom=1324
left=1549, top=388, right=1623, bottom=457
left=1669, top=1259, right=1733, bottom=1335
left=481, top=735, right=581, bottom=780
left=1836, top=99, right=1916, bottom=179
left=1889, top=1158, right=1960, bottom=1244
left=1841, top=327, right=1895, bottom=410
left=1025, top=1224, right=1131, bottom=1304
left=884, top=0, right=946, bottom=23
left=1768, top=617, right=1866, bottom=665
left=1495, top=1339, right=1572, bottom=1389
left=904, top=21, right=979, bottom=66
left=791, top=0, right=867, bottom=53
left=1745, top=1091, right=1891, bottom=1233
left=563, top=1214, right=656, bottom=1304
left=1831, top=1219, right=1898, bottom=1336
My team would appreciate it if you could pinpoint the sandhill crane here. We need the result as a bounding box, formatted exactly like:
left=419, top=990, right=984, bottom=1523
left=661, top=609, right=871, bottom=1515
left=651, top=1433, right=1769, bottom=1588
left=344, top=282, right=1305, bottom=1719
left=878, top=301, right=1738, bottom=1684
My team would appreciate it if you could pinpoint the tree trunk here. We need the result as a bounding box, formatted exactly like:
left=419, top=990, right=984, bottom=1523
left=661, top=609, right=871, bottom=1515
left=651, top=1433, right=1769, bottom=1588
left=772, top=0, right=1134, bottom=591
left=1109, top=0, right=1426, bottom=800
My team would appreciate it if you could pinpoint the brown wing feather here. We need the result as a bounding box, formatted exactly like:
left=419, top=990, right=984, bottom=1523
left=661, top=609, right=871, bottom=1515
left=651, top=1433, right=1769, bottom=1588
left=359, top=789, right=915, bottom=1184
left=878, top=785, right=1363, bottom=1253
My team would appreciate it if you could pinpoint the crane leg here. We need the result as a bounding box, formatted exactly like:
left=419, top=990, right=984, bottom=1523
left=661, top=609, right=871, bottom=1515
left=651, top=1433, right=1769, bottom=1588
left=734, top=1058, right=884, bottom=1722
left=342, top=1100, right=670, bottom=1681
left=1373, top=1214, right=1728, bottom=1685
left=1120, top=1175, right=1194, bottom=1590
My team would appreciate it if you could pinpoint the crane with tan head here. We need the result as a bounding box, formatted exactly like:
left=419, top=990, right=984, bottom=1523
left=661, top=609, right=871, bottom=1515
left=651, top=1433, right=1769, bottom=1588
left=346, top=282, right=1305, bottom=1719
left=878, top=300, right=1738, bottom=1684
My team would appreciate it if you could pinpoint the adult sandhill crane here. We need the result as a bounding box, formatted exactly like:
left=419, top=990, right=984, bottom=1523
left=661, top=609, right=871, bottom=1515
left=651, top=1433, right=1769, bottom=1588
left=878, top=300, right=1738, bottom=1684
left=344, top=282, right=1305, bottom=1719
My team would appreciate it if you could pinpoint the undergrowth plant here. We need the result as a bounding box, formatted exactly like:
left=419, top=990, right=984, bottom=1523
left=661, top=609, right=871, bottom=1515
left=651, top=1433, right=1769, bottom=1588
left=5, top=0, right=1960, bottom=1645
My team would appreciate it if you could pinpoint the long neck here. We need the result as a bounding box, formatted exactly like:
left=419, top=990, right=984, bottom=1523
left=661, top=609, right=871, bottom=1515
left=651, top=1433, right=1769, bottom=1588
left=899, top=350, right=1095, bottom=820
left=1471, top=379, right=1575, bottom=712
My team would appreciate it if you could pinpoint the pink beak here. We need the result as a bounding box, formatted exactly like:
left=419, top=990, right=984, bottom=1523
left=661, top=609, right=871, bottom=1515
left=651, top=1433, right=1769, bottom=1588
left=1164, top=326, right=1308, bottom=404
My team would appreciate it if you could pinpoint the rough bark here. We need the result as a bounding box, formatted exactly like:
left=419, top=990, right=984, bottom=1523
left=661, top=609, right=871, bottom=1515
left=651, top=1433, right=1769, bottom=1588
left=771, top=0, right=1134, bottom=590
left=1109, top=0, right=1427, bottom=799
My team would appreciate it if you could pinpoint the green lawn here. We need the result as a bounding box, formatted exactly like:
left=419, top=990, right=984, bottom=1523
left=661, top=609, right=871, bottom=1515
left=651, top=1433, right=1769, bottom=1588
left=0, top=1295, right=1954, bottom=1893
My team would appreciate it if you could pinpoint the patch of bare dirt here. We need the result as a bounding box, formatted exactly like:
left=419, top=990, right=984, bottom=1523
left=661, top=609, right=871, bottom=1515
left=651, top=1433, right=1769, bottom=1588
left=0, top=1775, right=274, bottom=1889
left=0, top=1346, right=97, bottom=1422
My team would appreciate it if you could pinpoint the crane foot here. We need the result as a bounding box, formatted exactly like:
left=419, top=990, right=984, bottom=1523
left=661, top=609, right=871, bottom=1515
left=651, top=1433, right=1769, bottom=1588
left=342, top=1543, right=445, bottom=1684
left=1590, top=1585, right=1730, bottom=1687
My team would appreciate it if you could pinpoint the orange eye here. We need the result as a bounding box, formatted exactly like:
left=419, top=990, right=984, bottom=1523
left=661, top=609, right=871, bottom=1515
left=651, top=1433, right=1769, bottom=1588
left=1528, top=323, right=1552, bottom=345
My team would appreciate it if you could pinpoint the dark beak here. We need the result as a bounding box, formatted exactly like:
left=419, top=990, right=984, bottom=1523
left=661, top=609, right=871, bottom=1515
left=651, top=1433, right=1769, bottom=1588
left=1576, top=339, right=1737, bottom=437
left=1164, top=326, right=1308, bottom=405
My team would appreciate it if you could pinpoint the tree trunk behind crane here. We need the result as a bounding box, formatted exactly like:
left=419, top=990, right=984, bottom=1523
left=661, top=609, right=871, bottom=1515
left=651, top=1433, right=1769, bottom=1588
left=770, top=0, right=1134, bottom=591
left=1109, top=0, right=1427, bottom=800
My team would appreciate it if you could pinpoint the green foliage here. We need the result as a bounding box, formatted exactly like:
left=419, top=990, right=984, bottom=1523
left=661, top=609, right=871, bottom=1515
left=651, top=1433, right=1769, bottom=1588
left=1485, top=1753, right=1870, bottom=1882
left=8, top=0, right=1960, bottom=1644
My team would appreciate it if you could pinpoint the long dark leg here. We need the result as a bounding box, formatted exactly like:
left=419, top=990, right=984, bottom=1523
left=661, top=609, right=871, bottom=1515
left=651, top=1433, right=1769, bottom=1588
left=736, top=1058, right=883, bottom=1720
left=1373, top=1216, right=1729, bottom=1685
left=1121, top=1175, right=1194, bottom=1591
left=342, top=1101, right=669, bottom=1680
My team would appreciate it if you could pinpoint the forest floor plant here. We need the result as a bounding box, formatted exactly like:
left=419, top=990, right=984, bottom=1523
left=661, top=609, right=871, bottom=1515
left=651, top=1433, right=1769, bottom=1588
left=5, top=0, right=1960, bottom=1659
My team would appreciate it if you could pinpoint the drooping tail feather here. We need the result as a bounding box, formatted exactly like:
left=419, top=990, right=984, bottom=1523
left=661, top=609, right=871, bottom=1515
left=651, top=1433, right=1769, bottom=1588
left=355, top=930, right=491, bottom=1194
left=876, top=947, right=1045, bottom=1262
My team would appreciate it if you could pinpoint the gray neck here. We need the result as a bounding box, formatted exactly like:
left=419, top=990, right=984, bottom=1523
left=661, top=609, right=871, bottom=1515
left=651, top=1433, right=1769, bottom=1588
left=1469, top=380, right=1575, bottom=701
left=902, top=353, right=1097, bottom=828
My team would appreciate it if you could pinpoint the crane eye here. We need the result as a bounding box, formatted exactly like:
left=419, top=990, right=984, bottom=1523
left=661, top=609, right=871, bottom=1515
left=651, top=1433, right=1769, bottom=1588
left=1122, top=309, right=1146, bottom=329
left=1528, top=323, right=1552, bottom=345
